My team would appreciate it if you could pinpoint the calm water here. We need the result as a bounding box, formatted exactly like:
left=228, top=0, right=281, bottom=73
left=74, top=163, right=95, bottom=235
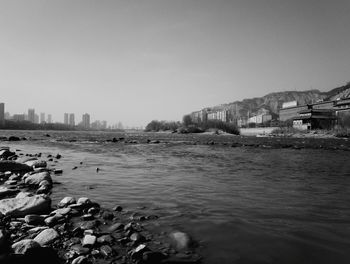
left=2, top=130, right=350, bottom=264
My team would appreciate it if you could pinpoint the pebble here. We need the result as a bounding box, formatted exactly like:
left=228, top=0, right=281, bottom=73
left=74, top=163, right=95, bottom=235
left=97, top=234, right=113, bottom=244
left=108, top=222, right=124, bottom=232
left=77, top=197, right=91, bottom=205
left=100, top=245, right=113, bottom=257
left=24, top=214, right=45, bottom=225
left=82, top=234, right=96, bottom=247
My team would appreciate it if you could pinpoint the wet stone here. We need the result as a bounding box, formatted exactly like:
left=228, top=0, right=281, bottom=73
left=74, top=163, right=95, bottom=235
left=11, top=239, right=41, bottom=254
left=58, top=197, right=76, bottom=208
left=113, top=205, right=123, bottom=212
left=24, top=214, right=45, bottom=225
left=102, top=211, right=114, bottom=220
left=72, top=256, right=88, bottom=264
left=34, top=228, right=59, bottom=246
left=80, top=220, right=98, bottom=230
left=81, top=214, right=94, bottom=221
left=130, top=232, right=145, bottom=243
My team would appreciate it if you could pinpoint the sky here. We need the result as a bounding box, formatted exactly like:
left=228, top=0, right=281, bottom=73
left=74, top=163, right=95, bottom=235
left=0, top=0, right=349, bottom=127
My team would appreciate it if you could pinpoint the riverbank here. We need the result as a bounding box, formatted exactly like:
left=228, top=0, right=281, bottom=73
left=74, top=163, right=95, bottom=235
left=0, top=147, right=201, bottom=264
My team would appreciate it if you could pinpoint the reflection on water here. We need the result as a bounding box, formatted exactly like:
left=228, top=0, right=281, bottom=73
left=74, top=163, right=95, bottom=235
left=2, top=130, right=350, bottom=263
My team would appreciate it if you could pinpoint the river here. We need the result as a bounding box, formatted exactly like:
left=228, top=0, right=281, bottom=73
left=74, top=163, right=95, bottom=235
left=1, top=130, right=350, bottom=264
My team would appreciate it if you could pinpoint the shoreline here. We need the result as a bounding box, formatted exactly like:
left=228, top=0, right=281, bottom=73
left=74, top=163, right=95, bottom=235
left=0, top=147, right=201, bottom=264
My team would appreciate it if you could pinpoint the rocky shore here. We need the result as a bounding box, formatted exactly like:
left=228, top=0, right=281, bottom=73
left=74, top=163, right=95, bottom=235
left=0, top=147, right=201, bottom=264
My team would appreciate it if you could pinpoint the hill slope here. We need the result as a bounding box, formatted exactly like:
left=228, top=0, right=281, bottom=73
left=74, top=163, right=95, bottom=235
left=192, top=82, right=350, bottom=120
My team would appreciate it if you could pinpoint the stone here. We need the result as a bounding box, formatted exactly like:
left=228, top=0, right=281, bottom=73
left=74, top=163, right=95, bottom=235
left=51, top=207, right=71, bottom=216
left=108, top=222, right=124, bottom=232
left=53, top=169, right=63, bottom=174
left=97, top=234, right=113, bottom=244
left=36, top=184, right=51, bottom=195
left=72, top=256, right=88, bottom=264
left=82, top=234, right=96, bottom=247
left=15, top=191, right=33, bottom=199
left=0, top=194, right=51, bottom=217
left=87, top=207, right=99, bottom=215
left=16, top=156, right=37, bottom=164
left=79, top=220, right=98, bottom=230
left=24, top=214, right=45, bottom=225
left=81, top=214, right=94, bottom=221
left=169, top=231, right=192, bottom=251
left=4, top=179, right=17, bottom=185
left=45, top=214, right=64, bottom=226
left=25, top=160, right=47, bottom=168
left=34, top=228, right=59, bottom=246
left=130, top=232, right=145, bottom=243
left=113, top=205, right=123, bottom=212
left=100, top=245, right=112, bottom=257
left=130, top=244, right=149, bottom=260
left=0, top=186, right=19, bottom=198
left=0, top=149, right=15, bottom=159
left=27, top=226, right=48, bottom=234
left=9, top=174, right=21, bottom=181
left=101, top=211, right=114, bottom=220
left=77, top=197, right=91, bottom=205
left=24, top=171, right=52, bottom=186
left=0, top=160, right=32, bottom=173
left=58, top=196, right=76, bottom=207
left=11, top=239, right=41, bottom=254
left=70, top=244, right=90, bottom=255
left=8, top=136, right=20, bottom=141
left=0, top=229, right=8, bottom=249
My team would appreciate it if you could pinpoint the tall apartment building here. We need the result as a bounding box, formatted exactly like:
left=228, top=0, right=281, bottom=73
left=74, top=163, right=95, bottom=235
left=69, top=113, right=75, bottom=126
left=64, top=113, right=69, bottom=125
left=28, top=109, right=35, bottom=123
left=82, top=113, right=90, bottom=129
left=34, top=114, right=39, bottom=124
left=0, top=103, right=5, bottom=126
left=47, top=114, right=52, bottom=123
left=40, top=113, right=46, bottom=123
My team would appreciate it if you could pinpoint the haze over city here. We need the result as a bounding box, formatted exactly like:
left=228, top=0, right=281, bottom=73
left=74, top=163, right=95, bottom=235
left=1, top=0, right=349, bottom=127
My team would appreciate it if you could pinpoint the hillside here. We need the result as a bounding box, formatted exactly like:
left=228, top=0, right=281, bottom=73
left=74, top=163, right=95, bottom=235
left=192, top=82, right=350, bottom=120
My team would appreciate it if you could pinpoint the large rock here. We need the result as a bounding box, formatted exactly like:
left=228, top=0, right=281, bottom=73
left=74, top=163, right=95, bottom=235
left=0, top=161, right=32, bottom=173
left=0, top=194, right=51, bottom=217
left=0, top=149, right=15, bottom=159
left=58, top=197, right=76, bottom=207
left=34, top=228, right=59, bottom=246
left=0, top=186, right=19, bottom=199
left=11, top=239, right=41, bottom=254
left=16, top=156, right=38, bottom=164
left=24, top=171, right=52, bottom=186
left=24, top=160, right=47, bottom=169
left=169, top=231, right=192, bottom=251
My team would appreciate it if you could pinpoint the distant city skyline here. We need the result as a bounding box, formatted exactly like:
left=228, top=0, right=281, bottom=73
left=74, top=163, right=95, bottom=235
left=1, top=0, right=349, bottom=127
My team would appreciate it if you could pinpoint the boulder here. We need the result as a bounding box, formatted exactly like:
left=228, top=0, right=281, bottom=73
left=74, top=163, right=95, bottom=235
left=25, top=160, right=47, bottom=169
left=77, top=197, right=91, bottom=205
left=15, top=192, right=33, bottom=199
left=34, top=228, right=59, bottom=246
left=58, top=197, right=76, bottom=207
left=11, top=239, right=41, bottom=254
left=24, top=171, right=52, bottom=186
left=8, top=136, right=20, bottom=141
left=16, top=156, right=38, bottom=164
left=24, top=214, right=45, bottom=225
left=0, top=186, right=19, bottom=199
left=0, top=161, right=32, bottom=173
left=169, top=231, right=192, bottom=251
left=0, top=149, right=15, bottom=159
left=0, top=194, right=51, bottom=217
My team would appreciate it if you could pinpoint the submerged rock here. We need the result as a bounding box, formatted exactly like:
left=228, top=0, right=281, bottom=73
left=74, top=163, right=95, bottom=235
left=169, top=231, right=192, bottom=251
left=0, top=194, right=51, bottom=217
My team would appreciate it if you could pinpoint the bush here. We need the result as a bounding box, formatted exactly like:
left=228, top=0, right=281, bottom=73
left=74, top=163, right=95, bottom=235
left=197, top=120, right=239, bottom=135
left=334, top=128, right=350, bottom=138
left=145, top=120, right=181, bottom=132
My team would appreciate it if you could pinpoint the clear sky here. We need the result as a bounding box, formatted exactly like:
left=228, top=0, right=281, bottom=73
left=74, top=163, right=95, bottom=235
left=0, top=0, right=349, bottom=127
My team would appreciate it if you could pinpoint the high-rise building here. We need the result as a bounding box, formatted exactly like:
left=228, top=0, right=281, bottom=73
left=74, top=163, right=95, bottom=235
left=69, top=113, right=75, bottom=126
left=82, top=113, right=90, bottom=129
left=34, top=114, right=39, bottom=124
left=28, top=109, right=35, bottom=123
left=13, top=114, right=25, bottom=121
left=0, top=103, right=5, bottom=126
left=47, top=114, right=52, bottom=123
left=5, top=112, right=11, bottom=120
left=40, top=113, right=45, bottom=124
left=64, top=113, right=69, bottom=125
